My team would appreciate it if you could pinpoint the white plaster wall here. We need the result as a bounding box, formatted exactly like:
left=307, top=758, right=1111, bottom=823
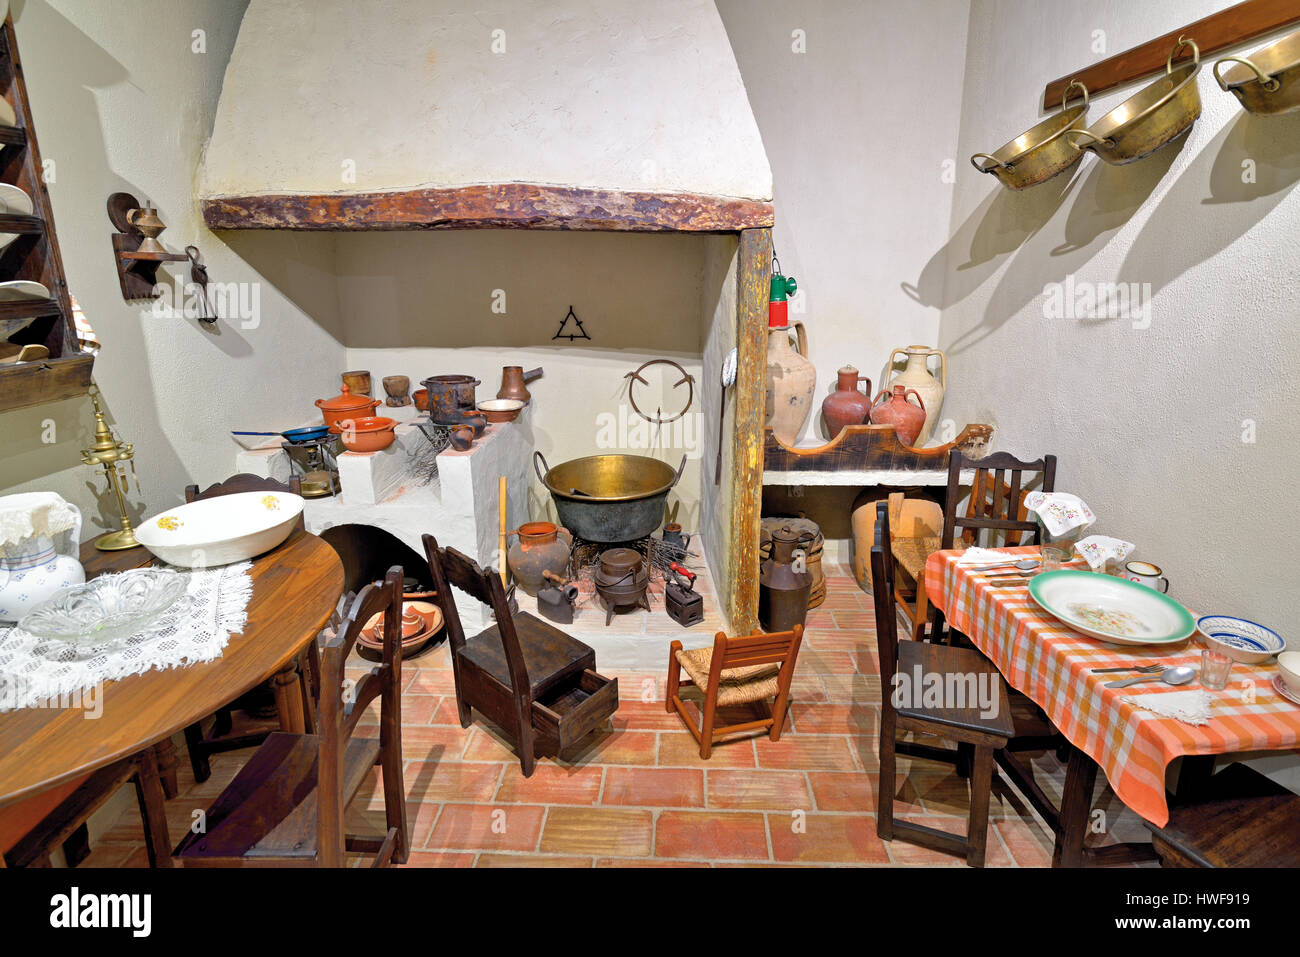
left=201, top=0, right=772, bottom=201
left=717, top=0, right=972, bottom=447
left=0, top=0, right=346, bottom=536
left=938, top=0, right=1300, bottom=634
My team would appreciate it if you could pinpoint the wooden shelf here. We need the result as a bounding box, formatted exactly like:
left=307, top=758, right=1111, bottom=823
left=1044, top=0, right=1300, bottom=108
left=118, top=250, right=187, bottom=263
left=762, top=423, right=994, bottom=486
left=0, top=14, right=90, bottom=415
left=202, top=183, right=775, bottom=232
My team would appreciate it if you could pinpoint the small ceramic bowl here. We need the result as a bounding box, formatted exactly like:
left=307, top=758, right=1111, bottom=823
left=1278, top=652, right=1300, bottom=696
left=477, top=398, right=524, bottom=423
left=329, top=415, right=397, bottom=453
left=1197, top=615, right=1286, bottom=665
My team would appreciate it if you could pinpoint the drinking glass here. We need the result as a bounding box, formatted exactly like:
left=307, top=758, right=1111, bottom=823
left=1200, top=649, right=1232, bottom=691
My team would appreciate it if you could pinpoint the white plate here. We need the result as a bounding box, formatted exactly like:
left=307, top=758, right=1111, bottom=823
left=135, top=491, right=304, bottom=567
left=1273, top=674, right=1300, bottom=707
left=0, top=183, right=32, bottom=215
left=1029, top=570, right=1197, bottom=646
left=0, top=280, right=50, bottom=302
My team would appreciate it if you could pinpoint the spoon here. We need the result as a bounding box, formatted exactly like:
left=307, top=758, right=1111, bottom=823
left=982, top=560, right=1041, bottom=573
left=1103, top=665, right=1197, bottom=690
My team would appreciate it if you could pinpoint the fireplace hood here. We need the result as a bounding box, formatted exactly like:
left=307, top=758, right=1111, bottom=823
left=199, top=0, right=773, bottom=232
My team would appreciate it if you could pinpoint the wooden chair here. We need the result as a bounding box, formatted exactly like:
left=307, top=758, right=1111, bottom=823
left=175, top=566, right=408, bottom=867
left=423, top=534, right=617, bottom=777
left=872, top=500, right=1016, bottom=866
left=666, top=627, right=803, bottom=759
left=1145, top=763, right=1300, bottom=867
left=1, top=750, right=171, bottom=868
left=940, top=450, right=1056, bottom=551
left=885, top=492, right=944, bottom=639
left=181, top=473, right=312, bottom=784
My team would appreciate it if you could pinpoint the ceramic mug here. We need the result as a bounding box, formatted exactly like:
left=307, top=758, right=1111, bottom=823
left=1125, top=560, right=1169, bottom=593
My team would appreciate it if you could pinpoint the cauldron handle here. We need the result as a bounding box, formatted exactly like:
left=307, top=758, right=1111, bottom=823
left=533, top=450, right=551, bottom=486
left=670, top=453, right=687, bottom=488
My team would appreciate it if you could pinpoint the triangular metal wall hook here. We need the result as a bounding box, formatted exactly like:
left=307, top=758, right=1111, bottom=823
left=552, top=305, right=591, bottom=341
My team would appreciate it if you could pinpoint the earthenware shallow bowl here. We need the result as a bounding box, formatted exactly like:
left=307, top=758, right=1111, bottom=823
left=1197, top=615, right=1286, bottom=664
left=135, top=491, right=304, bottom=567
left=20, top=568, right=190, bottom=648
left=1028, top=570, right=1196, bottom=646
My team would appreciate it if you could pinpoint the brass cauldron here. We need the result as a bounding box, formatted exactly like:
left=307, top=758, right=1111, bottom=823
left=534, top=452, right=686, bottom=543
left=1065, top=37, right=1202, bottom=166
left=971, top=81, right=1090, bottom=190
left=1216, top=28, right=1300, bottom=116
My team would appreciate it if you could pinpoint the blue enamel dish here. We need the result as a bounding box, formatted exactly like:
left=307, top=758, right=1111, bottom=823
left=1196, top=615, right=1286, bottom=664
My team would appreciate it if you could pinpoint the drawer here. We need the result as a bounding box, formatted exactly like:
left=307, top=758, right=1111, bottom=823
left=531, top=669, right=619, bottom=754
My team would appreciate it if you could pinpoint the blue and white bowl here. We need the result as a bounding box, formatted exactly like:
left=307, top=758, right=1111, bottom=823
left=1197, top=615, right=1286, bottom=664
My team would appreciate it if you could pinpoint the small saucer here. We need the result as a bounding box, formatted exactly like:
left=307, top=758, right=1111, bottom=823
left=1273, top=674, right=1300, bottom=706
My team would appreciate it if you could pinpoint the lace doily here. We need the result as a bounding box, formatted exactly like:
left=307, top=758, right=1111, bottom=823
left=0, top=492, right=80, bottom=550
left=0, top=561, right=252, bottom=712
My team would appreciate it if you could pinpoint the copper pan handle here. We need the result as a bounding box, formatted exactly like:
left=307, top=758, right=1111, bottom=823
left=1214, top=55, right=1279, bottom=92
left=1167, top=36, right=1199, bottom=74
left=970, top=153, right=1011, bottom=174
left=533, top=450, right=551, bottom=486
left=1061, top=80, right=1088, bottom=110
left=1064, top=128, right=1113, bottom=151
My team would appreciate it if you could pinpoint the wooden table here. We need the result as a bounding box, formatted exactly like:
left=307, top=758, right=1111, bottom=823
left=0, top=529, right=343, bottom=810
left=925, top=546, right=1300, bottom=867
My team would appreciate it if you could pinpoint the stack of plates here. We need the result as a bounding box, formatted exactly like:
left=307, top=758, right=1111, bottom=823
left=357, top=600, right=443, bottom=657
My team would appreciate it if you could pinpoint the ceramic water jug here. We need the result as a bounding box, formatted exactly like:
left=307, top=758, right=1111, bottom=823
left=766, top=322, right=816, bottom=445
left=870, top=384, right=927, bottom=447
left=821, top=366, right=873, bottom=438
left=506, top=522, right=573, bottom=596
left=0, top=495, right=85, bottom=623
left=879, top=345, right=946, bottom=445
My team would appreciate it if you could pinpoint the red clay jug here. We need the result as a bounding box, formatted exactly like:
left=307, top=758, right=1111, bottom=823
left=869, top=384, right=927, bottom=447
left=821, top=366, right=872, bottom=439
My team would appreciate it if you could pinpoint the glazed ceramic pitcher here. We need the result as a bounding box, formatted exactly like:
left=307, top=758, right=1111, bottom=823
left=0, top=496, right=85, bottom=623
left=879, top=345, right=946, bottom=445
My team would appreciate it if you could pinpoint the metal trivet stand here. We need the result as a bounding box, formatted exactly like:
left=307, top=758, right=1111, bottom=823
left=411, top=420, right=452, bottom=486
left=567, top=534, right=703, bottom=615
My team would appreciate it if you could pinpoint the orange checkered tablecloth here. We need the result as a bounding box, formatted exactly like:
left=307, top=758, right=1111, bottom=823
left=925, top=546, right=1300, bottom=827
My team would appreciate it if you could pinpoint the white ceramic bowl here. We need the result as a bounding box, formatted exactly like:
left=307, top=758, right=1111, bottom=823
left=1278, top=652, right=1300, bottom=696
left=1197, top=615, right=1286, bottom=665
left=135, top=491, right=304, bottom=567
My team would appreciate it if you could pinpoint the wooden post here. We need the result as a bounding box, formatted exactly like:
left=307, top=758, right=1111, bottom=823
left=727, top=227, right=771, bottom=633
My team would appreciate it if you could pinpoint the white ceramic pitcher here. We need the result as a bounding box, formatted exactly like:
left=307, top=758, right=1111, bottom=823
left=0, top=499, right=85, bottom=623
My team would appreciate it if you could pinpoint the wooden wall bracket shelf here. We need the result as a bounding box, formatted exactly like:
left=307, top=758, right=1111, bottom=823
left=0, top=14, right=91, bottom=414
left=762, top=423, right=994, bottom=475
left=1044, top=0, right=1300, bottom=108
left=107, top=192, right=187, bottom=300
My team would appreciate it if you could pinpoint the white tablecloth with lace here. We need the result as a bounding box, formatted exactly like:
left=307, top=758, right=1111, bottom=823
left=0, top=561, right=252, bottom=711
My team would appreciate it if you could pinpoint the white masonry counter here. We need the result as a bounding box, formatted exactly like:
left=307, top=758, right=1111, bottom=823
left=235, top=405, right=534, bottom=628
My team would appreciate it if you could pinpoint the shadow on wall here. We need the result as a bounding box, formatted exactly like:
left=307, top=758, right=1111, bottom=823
left=944, top=134, right=1187, bottom=357
left=1121, top=109, right=1300, bottom=297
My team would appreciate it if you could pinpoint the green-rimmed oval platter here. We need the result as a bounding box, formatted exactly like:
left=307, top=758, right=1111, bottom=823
left=1028, top=570, right=1196, bottom=646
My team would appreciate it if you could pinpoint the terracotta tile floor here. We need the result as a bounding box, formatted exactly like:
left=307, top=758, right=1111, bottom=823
left=90, top=564, right=1156, bottom=867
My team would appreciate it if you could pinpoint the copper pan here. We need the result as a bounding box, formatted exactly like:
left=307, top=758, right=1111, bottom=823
left=1215, top=28, right=1300, bottom=116
left=971, top=81, right=1090, bottom=190
left=1065, top=37, right=1202, bottom=166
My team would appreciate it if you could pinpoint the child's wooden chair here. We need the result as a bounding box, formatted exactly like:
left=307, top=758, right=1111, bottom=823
left=666, top=626, right=804, bottom=759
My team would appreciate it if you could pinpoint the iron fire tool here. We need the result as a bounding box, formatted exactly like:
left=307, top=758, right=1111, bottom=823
left=664, top=562, right=704, bottom=627
left=536, top=570, right=579, bottom=624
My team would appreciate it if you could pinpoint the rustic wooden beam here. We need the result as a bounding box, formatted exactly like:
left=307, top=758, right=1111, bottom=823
left=1043, top=0, right=1300, bottom=109
left=202, top=184, right=775, bottom=233
left=727, top=227, right=771, bottom=634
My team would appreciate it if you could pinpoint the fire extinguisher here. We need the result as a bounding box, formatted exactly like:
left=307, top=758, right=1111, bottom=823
left=768, top=255, right=797, bottom=328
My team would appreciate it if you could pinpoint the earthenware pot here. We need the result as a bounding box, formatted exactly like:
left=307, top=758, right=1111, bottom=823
left=879, top=345, right=945, bottom=444
left=341, top=370, right=372, bottom=397
left=506, top=522, right=573, bottom=596
left=413, top=388, right=429, bottom=412
left=766, top=322, right=816, bottom=445
left=329, top=415, right=397, bottom=453
left=821, top=365, right=873, bottom=439
left=870, top=385, right=927, bottom=447
left=315, top=384, right=381, bottom=430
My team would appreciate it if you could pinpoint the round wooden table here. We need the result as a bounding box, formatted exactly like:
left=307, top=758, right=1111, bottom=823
left=0, top=529, right=343, bottom=810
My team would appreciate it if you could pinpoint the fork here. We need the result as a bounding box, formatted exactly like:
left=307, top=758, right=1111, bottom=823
left=1090, top=664, right=1163, bottom=674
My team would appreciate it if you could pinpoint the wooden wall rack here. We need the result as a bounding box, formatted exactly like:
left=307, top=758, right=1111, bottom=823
left=0, top=14, right=91, bottom=413
left=1043, top=0, right=1300, bottom=108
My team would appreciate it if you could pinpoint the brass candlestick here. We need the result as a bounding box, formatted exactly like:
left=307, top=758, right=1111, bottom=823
left=81, top=384, right=140, bottom=551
